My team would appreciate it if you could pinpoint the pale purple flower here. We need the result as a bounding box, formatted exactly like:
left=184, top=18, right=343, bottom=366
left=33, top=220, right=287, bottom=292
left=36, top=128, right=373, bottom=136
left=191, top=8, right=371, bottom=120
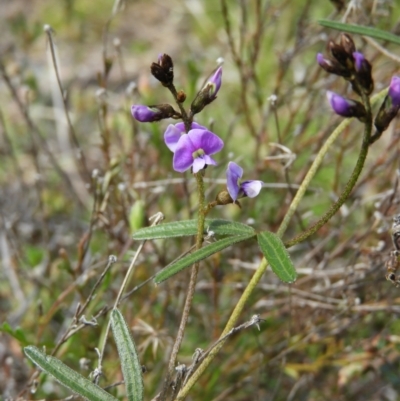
left=172, top=129, right=224, bottom=173
left=164, top=122, right=207, bottom=152
left=226, top=162, right=263, bottom=202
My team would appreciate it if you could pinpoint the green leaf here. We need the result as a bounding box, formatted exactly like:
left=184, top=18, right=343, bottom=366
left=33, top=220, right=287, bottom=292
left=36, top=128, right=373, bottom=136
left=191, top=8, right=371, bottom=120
left=111, top=309, right=144, bottom=401
left=257, top=232, right=297, bottom=283
left=1, top=322, right=29, bottom=346
left=318, top=20, right=400, bottom=45
left=129, top=200, right=146, bottom=234
left=132, top=219, right=255, bottom=240
left=155, top=233, right=255, bottom=283
left=24, top=346, right=118, bottom=401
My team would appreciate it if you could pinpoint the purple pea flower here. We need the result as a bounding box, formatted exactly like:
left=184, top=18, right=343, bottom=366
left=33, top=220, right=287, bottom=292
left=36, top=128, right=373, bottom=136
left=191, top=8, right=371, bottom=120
left=326, top=91, right=366, bottom=120
left=164, top=122, right=208, bottom=152
left=226, top=162, right=263, bottom=202
left=172, top=128, right=224, bottom=173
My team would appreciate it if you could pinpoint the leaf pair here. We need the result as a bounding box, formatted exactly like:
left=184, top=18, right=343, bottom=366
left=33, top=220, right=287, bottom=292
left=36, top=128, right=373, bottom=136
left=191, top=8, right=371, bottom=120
left=133, top=218, right=297, bottom=284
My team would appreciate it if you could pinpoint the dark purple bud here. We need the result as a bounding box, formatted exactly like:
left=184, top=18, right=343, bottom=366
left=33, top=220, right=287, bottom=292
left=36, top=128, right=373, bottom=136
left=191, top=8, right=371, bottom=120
left=329, top=40, right=354, bottom=70
left=150, top=54, right=174, bottom=86
left=131, top=103, right=178, bottom=122
left=353, top=52, right=374, bottom=95
left=374, top=76, right=400, bottom=133
left=340, top=34, right=356, bottom=56
left=316, top=53, right=350, bottom=78
left=190, top=66, right=223, bottom=115
left=326, top=91, right=366, bottom=121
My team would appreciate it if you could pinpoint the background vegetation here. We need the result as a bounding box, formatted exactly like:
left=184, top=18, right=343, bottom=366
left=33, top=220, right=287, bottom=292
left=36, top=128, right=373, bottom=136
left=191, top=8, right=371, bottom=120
left=1, top=0, right=400, bottom=400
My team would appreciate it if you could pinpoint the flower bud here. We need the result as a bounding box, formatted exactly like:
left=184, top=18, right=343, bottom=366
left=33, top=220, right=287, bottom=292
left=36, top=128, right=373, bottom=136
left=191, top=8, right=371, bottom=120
left=190, top=66, right=223, bottom=115
left=177, top=90, right=186, bottom=103
left=329, top=40, right=354, bottom=70
left=131, top=103, right=178, bottom=122
left=150, top=54, right=174, bottom=86
left=353, top=52, right=374, bottom=95
left=374, top=75, right=400, bottom=133
left=340, top=34, right=356, bottom=56
left=326, top=91, right=366, bottom=121
left=316, top=53, right=350, bottom=78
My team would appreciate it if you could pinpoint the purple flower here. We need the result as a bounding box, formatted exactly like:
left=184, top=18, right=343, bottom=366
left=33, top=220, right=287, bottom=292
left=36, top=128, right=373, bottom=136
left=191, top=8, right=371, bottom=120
left=226, top=162, right=263, bottom=202
left=131, top=104, right=176, bottom=122
left=326, top=91, right=366, bottom=120
left=172, top=129, right=224, bottom=173
left=389, top=76, right=400, bottom=107
left=164, top=122, right=207, bottom=152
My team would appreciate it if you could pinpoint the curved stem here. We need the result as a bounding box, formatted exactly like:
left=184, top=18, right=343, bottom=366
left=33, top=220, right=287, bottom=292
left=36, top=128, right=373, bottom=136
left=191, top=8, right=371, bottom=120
left=285, top=92, right=372, bottom=247
left=160, top=172, right=205, bottom=401
left=176, top=87, right=387, bottom=400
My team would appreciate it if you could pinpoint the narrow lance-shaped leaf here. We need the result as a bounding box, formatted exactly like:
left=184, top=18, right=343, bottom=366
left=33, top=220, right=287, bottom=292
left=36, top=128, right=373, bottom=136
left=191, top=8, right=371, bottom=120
left=155, top=233, right=255, bottom=283
left=111, top=309, right=144, bottom=401
left=318, top=20, right=400, bottom=46
left=257, top=231, right=297, bottom=283
left=24, top=346, right=118, bottom=401
left=133, top=219, right=255, bottom=240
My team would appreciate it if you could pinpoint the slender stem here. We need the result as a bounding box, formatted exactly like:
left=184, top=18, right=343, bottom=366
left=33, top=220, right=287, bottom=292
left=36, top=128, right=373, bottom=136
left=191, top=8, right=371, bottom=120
left=284, top=92, right=372, bottom=247
left=160, top=172, right=206, bottom=401
left=176, top=88, right=387, bottom=400
left=167, top=84, right=192, bottom=132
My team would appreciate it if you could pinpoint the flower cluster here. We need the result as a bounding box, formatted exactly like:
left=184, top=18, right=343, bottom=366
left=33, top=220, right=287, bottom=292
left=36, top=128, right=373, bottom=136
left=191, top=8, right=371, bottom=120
left=317, top=34, right=373, bottom=121
left=318, top=34, right=400, bottom=135
left=130, top=54, right=263, bottom=206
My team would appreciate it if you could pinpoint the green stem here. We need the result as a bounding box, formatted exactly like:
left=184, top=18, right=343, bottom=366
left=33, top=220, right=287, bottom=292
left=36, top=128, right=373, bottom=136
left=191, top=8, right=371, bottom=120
left=167, top=84, right=192, bottom=132
left=160, top=172, right=205, bottom=401
left=176, top=87, right=387, bottom=400
left=284, top=92, right=372, bottom=247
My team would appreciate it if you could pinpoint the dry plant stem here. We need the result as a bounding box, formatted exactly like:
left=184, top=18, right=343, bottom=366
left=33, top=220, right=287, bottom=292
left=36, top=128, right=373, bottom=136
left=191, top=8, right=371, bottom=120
left=176, top=88, right=387, bottom=400
left=160, top=173, right=206, bottom=401
left=0, top=60, right=86, bottom=209
left=96, top=228, right=152, bottom=382
left=44, top=25, right=89, bottom=179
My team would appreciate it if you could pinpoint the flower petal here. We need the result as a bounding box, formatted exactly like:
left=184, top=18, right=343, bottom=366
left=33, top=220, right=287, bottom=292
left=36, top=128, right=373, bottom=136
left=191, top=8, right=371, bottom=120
left=192, top=157, right=206, bottom=173
left=187, top=129, right=224, bottom=155
left=226, top=162, right=243, bottom=201
left=173, top=134, right=196, bottom=172
left=164, top=124, right=183, bottom=152
left=241, top=180, right=263, bottom=198
left=164, top=122, right=208, bottom=152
